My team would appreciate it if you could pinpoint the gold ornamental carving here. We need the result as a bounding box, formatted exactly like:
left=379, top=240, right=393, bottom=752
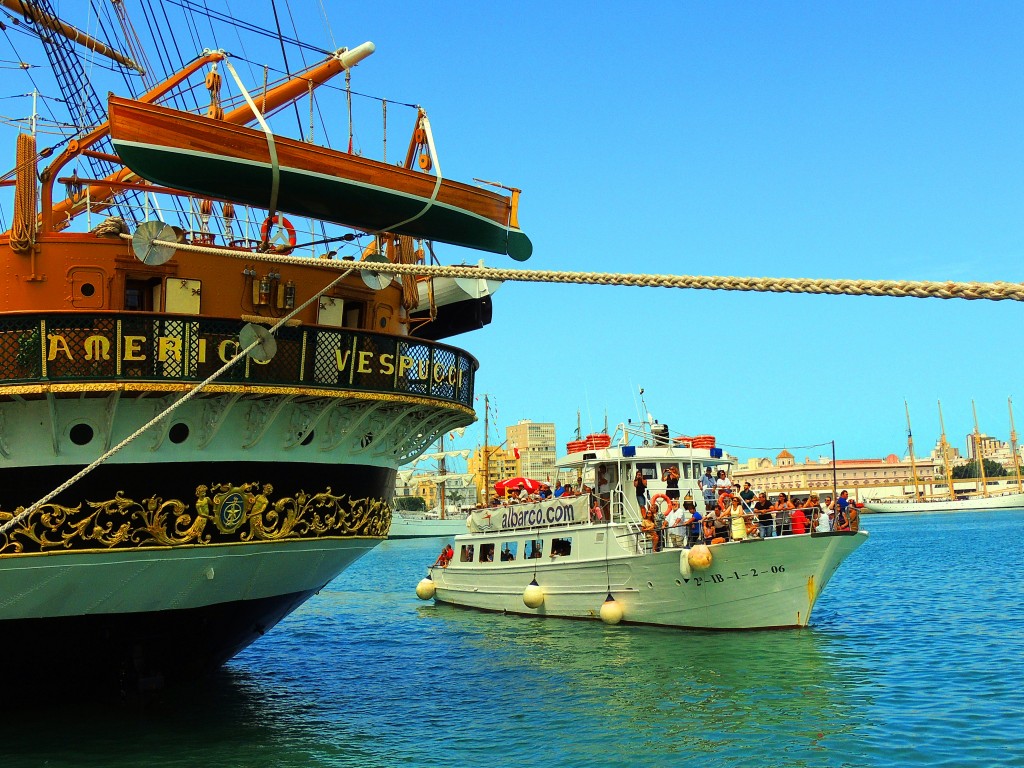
left=0, top=484, right=391, bottom=556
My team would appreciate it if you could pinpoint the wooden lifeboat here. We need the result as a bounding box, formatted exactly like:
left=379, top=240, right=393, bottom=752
left=106, top=95, right=533, bottom=261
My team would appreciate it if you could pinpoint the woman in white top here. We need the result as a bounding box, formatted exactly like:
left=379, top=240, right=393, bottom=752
left=714, top=469, right=733, bottom=498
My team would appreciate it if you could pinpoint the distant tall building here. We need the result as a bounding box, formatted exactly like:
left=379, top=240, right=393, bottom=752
left=506, top=419, right=556, bottom=481
left=966, top=432, right=1005, bottom=461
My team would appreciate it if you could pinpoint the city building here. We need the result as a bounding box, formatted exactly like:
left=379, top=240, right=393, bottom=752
left=733, top=451, right=943, bottom=497
left=505, top=420, right=557, bottom=481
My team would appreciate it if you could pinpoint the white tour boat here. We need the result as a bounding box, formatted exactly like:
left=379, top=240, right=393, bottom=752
left=416, top=421, right=867, bottom=630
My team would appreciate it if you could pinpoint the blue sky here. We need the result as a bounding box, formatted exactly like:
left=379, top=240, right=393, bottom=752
left=8, top=1, right=1024, bottom=463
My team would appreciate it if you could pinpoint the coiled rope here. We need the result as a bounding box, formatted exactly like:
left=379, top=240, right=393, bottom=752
left=123, top=234, right=1024, bottom=303
left=10, top=132, right=37, bottom=255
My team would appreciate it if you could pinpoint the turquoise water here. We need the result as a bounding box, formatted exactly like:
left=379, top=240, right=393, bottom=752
left=4, top=512, right=1023, bottom=767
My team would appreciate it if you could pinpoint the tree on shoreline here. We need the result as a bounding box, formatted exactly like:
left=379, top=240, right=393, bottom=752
left=950, top=459, right=1008, bottom=479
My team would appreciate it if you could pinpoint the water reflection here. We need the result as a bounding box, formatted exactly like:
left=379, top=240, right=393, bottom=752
left=422, top=603, right=868, bottom=766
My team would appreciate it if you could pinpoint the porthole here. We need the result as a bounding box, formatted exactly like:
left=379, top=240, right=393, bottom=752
left=69, top=423, right=94, bottom=446
left=647, top=581, right=655, bottom=590
left=675, top=579, right=682, bottom=586
left=169, top=423, right=190, bottom=444
left=379, top=317, right=388, bottom=328
left=301, top=430, right=315, bottom=446
left=80, top=283, right=95, bottom=297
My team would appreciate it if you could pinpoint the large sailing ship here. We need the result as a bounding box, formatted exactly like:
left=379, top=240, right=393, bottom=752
left=863, top=400, right=1024, bottom=513
left=0, top=1, right=525, bottom=692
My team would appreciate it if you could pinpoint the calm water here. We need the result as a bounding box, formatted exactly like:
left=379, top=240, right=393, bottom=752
left=4, top=512, right=1023, bottom=767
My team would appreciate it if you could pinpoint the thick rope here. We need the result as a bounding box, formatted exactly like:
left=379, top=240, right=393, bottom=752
left=0, top=266, right=354, bottom=538
left=121, top=234, right=1024, bottom=303
left=10, top=132, right=37, bottom=255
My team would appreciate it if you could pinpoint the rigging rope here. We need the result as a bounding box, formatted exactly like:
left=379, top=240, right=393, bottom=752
left=119, top=234, right=1024, bottom=304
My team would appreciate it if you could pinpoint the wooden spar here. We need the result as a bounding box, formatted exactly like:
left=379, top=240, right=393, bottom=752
left=0, top=0, right=144, bottom=73
left=38, top=45, right=374, bottom=232
left=937, top=401, right=956, bottom=500
left=971, top=400, right=989, bottom=496
left=905, top=400, right=920, bottom=500
left=1010, top=398, right=1023, bottom=492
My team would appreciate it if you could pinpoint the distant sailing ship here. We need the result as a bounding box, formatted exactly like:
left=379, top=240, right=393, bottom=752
left=0, top=1, right=529, bottom=693
left=863, top=400, right=1024, bottom=513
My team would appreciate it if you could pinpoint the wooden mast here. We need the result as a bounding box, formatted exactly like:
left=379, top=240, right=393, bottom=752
left=972, top=400, right=989, bottom=497
left=1010, top=397, right=1023, bottom=492
left=438, top=433, right=447, bottom=519
left=483, top=394, right=490, bottom=506
left=905, top=400, right=921, bottom=500
left=938, top=401, right=956, bottom=500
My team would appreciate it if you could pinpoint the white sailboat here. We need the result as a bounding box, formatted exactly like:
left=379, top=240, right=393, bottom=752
left=390, top=436, right=473, bottom=539
left=864, top=401, right=1024, bottom=513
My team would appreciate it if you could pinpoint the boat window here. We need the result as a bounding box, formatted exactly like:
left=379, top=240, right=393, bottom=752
left=500, top=542, right=517, bottom=561
left=460, top=544, right=474, bottom=563
left=550, top=537, right=572, bottom=557
left=479, top=543, right=495, bottom=562
left=636, top=462, right=657, bottom=480
left=525, top=539, right=543, bottom=559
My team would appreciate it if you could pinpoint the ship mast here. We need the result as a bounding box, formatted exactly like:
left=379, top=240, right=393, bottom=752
left=438, top=433, right=447, bottom=519
left=1010, top=397, right=1023, bottom=492
left=905, top=400, right=920, bottom=500
left=483, top=394, right=490, bottom=506
left=938, top=401, right=956, bottom=500
left=972, top=400, right=989, bottom=497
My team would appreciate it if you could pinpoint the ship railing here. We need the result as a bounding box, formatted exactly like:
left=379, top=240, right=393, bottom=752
left=62, top=182, right=370, bottom=262
left=0, top=311, right=477, bottom=408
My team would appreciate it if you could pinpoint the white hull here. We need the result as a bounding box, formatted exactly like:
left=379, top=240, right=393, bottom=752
left=389, top=511, right=468, bottom=539
left=0, top=538, right=376, bottom=621
left=429, top=524, right=867, bottom=629
left=863, top=491, right=1024, bottom=514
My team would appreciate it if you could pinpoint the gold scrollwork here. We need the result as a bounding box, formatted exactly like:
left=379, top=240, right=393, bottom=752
left=0, top=484, right=391, bottom=556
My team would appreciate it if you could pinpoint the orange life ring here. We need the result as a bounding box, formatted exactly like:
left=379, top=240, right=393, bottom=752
left=649, top=493, right=672, bottom=514
left=260, top=214, right=297, bottom=248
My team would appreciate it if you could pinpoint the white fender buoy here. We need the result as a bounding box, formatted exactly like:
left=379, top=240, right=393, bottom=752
left=415, top=576, right=436, bottom=600
left=679, top=548, right=692, bottom=579
left=599, top=593, right=623, bottom=625
left=688, top=544, right=713, bottom=571
left=523, top=579, right=544, bottom=608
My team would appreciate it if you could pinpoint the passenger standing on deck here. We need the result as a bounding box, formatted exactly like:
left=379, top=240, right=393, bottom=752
left=633, top=469, right=648, bottom=512
left=728, top=494, right=750, bottom=541
left=834, top=490, right=854, bottom=531
left=597, top=464, right=611, bottom=518
left=791, top=496, right=813, bottom=535
left=739, top=482, right=755, bottom=510
left=715, top=469, right=733, bottom=499
left=666, top=501, right=685, bottom=548
left=700, top=468, right=717, bottom=511
left=683, top=501, right=703, bottom=546
left=754, top=492, right=775, bottom=538
left=712, top=493, right=732, bottom=541
left=662, top=465, right=680, bottom=502
left=773, top=493, right=795, bottom=536
left=652, top=498, right=668, bottom=551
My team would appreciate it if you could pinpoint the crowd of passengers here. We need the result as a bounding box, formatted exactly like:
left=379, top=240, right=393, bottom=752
left=635, top=467, right=860, bottom=551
